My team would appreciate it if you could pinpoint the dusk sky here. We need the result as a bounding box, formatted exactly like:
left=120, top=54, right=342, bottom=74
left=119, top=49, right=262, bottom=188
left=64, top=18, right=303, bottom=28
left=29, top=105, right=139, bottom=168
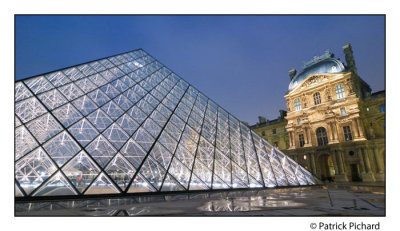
left=15, top=15, right=384, bottom=124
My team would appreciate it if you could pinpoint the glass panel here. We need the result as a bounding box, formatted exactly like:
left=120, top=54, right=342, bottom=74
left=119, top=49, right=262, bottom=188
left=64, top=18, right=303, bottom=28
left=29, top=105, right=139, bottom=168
left=71, top=95, right=98, bottom=116
left=192, top=159, right=212, bottom=188
left=86, top=109, right=113, bottom=132
left=120, top=138, right=147, bottom=168
left=161, top=174, right=185, bottom=192
left=116, top=113, right=139, bottom=136
left=101, top=101, right=124, bottom=120
left=142, top=118, right=162, bottom=138
left=132, top=127, right=155, bottom=152
left=110, top=79, right=128, bottom=92
left=15, top=125, right=38, bottom=160
left=15, top=183, right=24, bottom=197
left=127, top=173, right=156, bottom=193
left=189, top=173, right=208, bottom=190
left=102, top=123, right=130, bottom=150
left=15, top=147, right=57, bottom=195
left=149, top=109, right=168, bottom=127
left=157, top=130, right=178, bottom=154
left=68, top=118, right=99, bottom=147
left=113, top=94, right=133, bottom=111
left=15, top=82, right=33, bottom=102
left=212, top=174, right=230, bottom=189
left=63, top=67, right=85, bottom=81
left=33, top=171, right=77, bottom=196
left=45, top=71, right=71, bottom=87
left=89, top=61, right=107, bottom=72
left=43, top=131, right=81, bottom=167
left=85, top=172, right=120, bottom=195
left=99, top=69, right=117, bottom=83
left=15, top=97, right=47, bottom=123
left=86, top=135, right=117, bottom=168
left=52, top=103, right=83, bottom=128
left=267, top=146, right=289, bottom=187
left=24, top=76, right=54, bottom=94
left=26, top=113, right=63, bottom=144
left=75, top=77, right=97, bottom=93
left=88, top=73, right=108, bottom=87
left=174, top=144, right=195, bottom=168
left=88, top=88, right=111, bottom=107
left=138, top=156, right=167, bottom=190
left=62, top=151, right=101, bottom=193
left=100, top=83, right=120, bottom=99
left=58, top=82, right=84, bottom=101
left=123, top=88, right=142, bottom=104
left=105, top=153, right=136, bottom=191
left=78, top=64, right=97, bottom=76
left=37, top=89, right=68, bottom=110
left=149, top=142, right=172, bottom=169
left=167, top=158, right=191, bottom=189
left=128, top=106, right=148, bottom=124
left=15, top=116, right=22, bottom=127
left=196, top=137, right=214, bottom=169
left=280, top=155, right=300, bottom=186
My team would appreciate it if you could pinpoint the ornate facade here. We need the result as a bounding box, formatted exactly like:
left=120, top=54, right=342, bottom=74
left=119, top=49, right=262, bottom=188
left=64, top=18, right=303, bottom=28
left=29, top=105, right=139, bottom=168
left=252, top=44, right=385, bottom=183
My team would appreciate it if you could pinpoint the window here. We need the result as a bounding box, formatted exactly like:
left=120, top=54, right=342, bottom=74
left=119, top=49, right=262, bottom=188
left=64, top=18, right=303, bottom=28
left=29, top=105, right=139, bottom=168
left=297, top=118, right=301, bottom=125
left=272, top=128, right=276, bottom=134
left=343, top=126, right=353, bottom=141
left=379, top=104, right=385, bottom=113
left=340, top=107, right=347, bottom=116
left=294, top=98, right=301, bottom=111
left=299, top=134, right=305, bottom=147
left=335, top=83, right=345, bottom=99
left=313, top=92, right=321, bottom=105
left=261, top=131, right=265, bottom=136
left=316, top=127, right=328, bottom=146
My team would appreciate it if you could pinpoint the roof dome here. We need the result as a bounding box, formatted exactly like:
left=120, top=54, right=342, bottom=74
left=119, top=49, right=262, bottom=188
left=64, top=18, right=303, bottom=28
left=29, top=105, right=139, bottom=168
left=288, top=57, right=346, bottom=91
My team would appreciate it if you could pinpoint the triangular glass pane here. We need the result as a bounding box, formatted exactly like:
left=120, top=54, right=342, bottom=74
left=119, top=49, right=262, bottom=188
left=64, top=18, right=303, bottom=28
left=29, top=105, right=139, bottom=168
left=15, top=116, right=22, bottom=128
left=15, top=183, right=24, bottom=197
left=62, top=151, right=101, bottom=193
left=15, top=97, right=47, bottom=123
left=15, top=125, right=38, bottom=160
left=15, top=82, right=33, bottom=102
left=68, top=118, right=99, bottom=147
left=88, top=88, right=111, bottom=107
left=113, top=94, right=133, bottom=112
left=102, top=123, right=130, bottom=150
left=24, top=76, right=54, bottom=94
left=78, top=64, right=97, bottom=76
left=15, top=147, right=57, bottom=195
left=58, top=82, right=84, bottom=101
left=43, top=131, right=81, bottom=167
left=105, top=153, right=136, bottom=191
left=161, top=174, right=185, bottom=192
left=45, top=71, right=71, bottom=87
left=157, top=130, right=178, bottom=154
left=33, top=171, right=77, bottom=196
left=192, top=160, right=213, bottom=188
left=75, top=77, right=97, bottom=93
left=132, top=127, right=155, bottom=152
left=120, top=138, right=147, bottom=168
left=149, top=142, right=172, bottom=169
left=138, top=156, right=167, bottom=190
left=101, top=101, right=124, bottom=120
left=100, top=83, right=120, bottom=99
left=85, top=172, right=120, bottom=195
left=88, top=73, right=108, bottom=87
left=86, top=135, right=117, bottom=168
left=116, top=113, right=139, bottom=136
left=71, top=95, right=98, bottom=116
left=167, top=158, right=191, bottom=189
left=128, top=105, right=147, bottom=124
left=87, top=109, right=113, bottom=132
left=189, top=173, right=209, bottom=190
left=142, top=118, right=162, bottom=138
left=111, top=79, right=128, bottom=92
left=267, top=146, right=289, bottom=187
left=212, top=174, right=230, bottom=189
left=38, top=89, right=68, bottom=110
left=63, top=67, right=85, bottom=81
left=26, top=113, right=63, bottom=144
left=127, top=173, right=156, bottom=193
left=52, top=103, right=83, bottom=128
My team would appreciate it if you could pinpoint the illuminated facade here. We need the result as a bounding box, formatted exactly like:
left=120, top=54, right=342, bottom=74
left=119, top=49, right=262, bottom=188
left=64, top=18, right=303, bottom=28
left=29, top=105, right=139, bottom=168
left=252, top=44, right=385, bottom=183
left=15, top=49, right=317, bottom=199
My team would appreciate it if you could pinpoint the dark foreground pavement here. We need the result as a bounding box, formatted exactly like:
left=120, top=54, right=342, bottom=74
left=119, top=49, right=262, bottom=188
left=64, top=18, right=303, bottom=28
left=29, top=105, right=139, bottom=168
left=15, top=184, right=384, bottom=216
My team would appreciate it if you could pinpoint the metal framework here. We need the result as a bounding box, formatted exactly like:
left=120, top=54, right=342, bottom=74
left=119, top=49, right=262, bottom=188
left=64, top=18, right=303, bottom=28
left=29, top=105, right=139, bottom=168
left=15, top=48, right=317, bottom=199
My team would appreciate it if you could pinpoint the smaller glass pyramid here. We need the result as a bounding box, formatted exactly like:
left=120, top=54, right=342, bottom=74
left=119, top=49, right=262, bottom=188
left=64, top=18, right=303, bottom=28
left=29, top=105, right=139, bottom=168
left=15, top=49, right=317, bottom=198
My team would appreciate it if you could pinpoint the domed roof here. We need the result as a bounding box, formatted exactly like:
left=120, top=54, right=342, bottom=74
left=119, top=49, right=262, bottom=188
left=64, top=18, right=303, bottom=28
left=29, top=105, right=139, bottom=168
left=288, top=57, right=346, bottom=91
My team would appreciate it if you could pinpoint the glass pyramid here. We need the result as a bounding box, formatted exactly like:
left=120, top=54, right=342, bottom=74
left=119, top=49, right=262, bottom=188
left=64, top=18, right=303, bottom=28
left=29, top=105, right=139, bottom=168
left=15, top=49, right=317, bottom=198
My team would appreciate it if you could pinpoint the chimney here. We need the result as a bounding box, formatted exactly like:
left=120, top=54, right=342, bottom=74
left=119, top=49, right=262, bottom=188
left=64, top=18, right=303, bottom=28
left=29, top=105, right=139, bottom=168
left=288, top=68, right=297, bottom=81
left=343, top=43, right=357, bottom=74
left=258, top=116, right=267, bottom=124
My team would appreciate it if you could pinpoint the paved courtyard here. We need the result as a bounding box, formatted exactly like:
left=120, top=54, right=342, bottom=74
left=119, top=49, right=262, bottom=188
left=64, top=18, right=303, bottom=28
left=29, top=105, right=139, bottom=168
left=15, top=184, right=384, bottom=216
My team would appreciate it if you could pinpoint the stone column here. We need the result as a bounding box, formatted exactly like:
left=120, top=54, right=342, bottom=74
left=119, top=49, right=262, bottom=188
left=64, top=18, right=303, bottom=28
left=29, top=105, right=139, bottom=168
left=334, top=150, right=348, bottom=182
left=359, top=148, right=375, bottom=182
left=352, top=119, right=360, bottom=138
left=327, top=123, right=334, bottom=141
left=307, top=128, right=312, bottom=146
left=332, top=122, right=339, bottom=141
left=304, top=127, right=309, bottom=144
left=356, top=118, right=365, bottom=138
left=357, top=148, right=366, bottom=173
left=372, top=147, right=384, bottom=181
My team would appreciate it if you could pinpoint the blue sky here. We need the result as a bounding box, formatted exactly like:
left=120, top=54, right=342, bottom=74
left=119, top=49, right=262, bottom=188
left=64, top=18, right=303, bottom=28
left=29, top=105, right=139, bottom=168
left=15, top=15, right=384, bottom=124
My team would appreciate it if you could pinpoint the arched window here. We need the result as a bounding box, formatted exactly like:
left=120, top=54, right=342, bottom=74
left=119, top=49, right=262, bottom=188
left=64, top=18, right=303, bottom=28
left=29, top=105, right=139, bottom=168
left=316, top=127, right=329, bottom=146
left=294, top=97, right=301, bottom=111
left=313, top=92, right=321, bottom=105
left=336, top=83, right=345, bottom=99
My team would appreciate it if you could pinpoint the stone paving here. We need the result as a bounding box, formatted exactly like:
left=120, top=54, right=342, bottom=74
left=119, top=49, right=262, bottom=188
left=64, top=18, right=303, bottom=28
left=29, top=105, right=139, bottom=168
left=15, top=184, right=385, bottom=216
